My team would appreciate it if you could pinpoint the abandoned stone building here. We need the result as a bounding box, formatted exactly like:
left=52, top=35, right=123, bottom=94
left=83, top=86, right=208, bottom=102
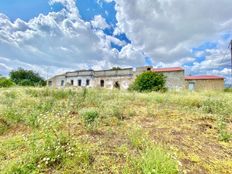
left=48, top=66, right=152, bottom=90
left=48, top=66, right=224, bottom=91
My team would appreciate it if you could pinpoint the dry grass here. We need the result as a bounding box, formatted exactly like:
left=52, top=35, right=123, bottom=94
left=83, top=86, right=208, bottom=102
left=0, top=87, right=231, bottom=174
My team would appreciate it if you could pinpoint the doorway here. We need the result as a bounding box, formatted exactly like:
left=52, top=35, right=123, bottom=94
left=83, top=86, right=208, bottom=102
left=100, top=80, right=104, bottom=87
left=188, top=82, right=195, bottom=91
left=114, top=81, right=120, bottom=89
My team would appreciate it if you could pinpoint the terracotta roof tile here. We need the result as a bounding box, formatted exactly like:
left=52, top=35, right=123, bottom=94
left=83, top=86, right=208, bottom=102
left=185, top=75, right=224, bottom=80
left=153, top=67, right=184, bottom=72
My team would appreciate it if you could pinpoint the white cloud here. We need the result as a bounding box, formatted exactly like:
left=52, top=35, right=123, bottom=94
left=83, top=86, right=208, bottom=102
left=0, top=0, right=145, bottom=77
left=1, top=0, right=232, bottom=82
left=114, top=0, right=232, bottom=63
left=49, top=0, right=79, bottom=18
left=91, top=15, right=109, bottom=30
left=104, top=0, right=113, bottom=3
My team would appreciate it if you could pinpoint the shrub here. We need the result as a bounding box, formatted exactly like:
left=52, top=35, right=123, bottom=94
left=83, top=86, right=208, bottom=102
left=80, top=108, right=99, bottom=128
left=10, top=68, right=46, bottom=86
left=129, top=71, right=166, bottom=92
left=0, top=77, right=15, bottom=88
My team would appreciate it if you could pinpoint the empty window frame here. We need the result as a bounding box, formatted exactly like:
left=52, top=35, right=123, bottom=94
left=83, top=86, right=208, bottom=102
left=78, top=79, right=82, bottom=86
left=61, top=80, right=64, bottom=86
left=100, top=80, right=104, bottom=87
left=86, top=79, right=90, bottom=86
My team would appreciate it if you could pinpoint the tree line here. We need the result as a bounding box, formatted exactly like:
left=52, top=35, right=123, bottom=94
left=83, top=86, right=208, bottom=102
left=0, top=68, right=46, bottom=88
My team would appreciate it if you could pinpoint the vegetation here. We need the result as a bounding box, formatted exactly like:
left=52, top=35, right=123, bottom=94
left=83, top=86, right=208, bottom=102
left=10, top=68, right=46, bottom=86
left=0, top=87, right=231, bottom=173
left=0, top=76, right=15, bottom=88
left=111, top=67, right=122, bottom=70
left=129, top=71, right=166, bottom=92
left=224, top=87, right=232, bottom=92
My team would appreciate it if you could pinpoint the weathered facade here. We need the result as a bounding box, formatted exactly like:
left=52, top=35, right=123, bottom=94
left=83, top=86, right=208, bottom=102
left=48, top=66, right=225, bottom=91
left=153, top=67, right=185, bottom=90
left=185, top=76, right=224, bottom=91
left=48, top=66, right=152, bottom=90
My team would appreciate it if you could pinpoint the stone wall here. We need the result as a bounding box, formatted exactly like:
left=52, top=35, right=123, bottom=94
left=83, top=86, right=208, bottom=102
left=48, top=75, right=66, bottom=87
left=185, top=79, right=224, bottom=91
left=158, top=71, right=185, bottom=90
left=93, top=76, right=133, bottom=89
left=48, top=66, right=187, bottom=90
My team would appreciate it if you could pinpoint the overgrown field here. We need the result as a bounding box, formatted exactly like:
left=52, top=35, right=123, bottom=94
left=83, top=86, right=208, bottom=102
left=0, top=87, right=231, bottom=174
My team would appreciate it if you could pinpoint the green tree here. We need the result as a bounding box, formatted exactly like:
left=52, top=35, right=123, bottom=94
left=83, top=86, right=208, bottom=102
left=111, top=67, right=122, bottom=70
left=129, top=71, right=166, bottom=92
left=0, top=76, right=15, bottom=88
left=10, top=68, right=46, bottom=86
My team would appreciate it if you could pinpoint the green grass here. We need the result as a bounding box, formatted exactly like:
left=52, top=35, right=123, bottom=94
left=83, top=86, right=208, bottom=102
left=0, top=87, right=231, bottom=173
left=141, top=147, right=178, bottom=174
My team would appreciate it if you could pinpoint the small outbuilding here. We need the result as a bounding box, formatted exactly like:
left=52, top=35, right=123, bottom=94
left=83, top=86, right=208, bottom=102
left=185, top=75, right=224, bottom=91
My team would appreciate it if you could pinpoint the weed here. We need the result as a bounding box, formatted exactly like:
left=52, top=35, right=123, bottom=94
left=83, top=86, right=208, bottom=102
left=3, top=91, right=17, bottom=99
left=3, top=108, right=23, bottom=123
left=128, top=127, right=150, bottom=150
left=80, top=108, right=99, bottom=129
left=217, top=116, right=231, bottom=142
left=0, top=118, right=9, bottom=135
left=146, top=101, right=155, bottom=117
left=112, top=104, right=125, bottom=120
left=82, top=88, right=88, bottom=100
left=140, top=146, right=178, bottom=174
left=1, top=87, right=231, bottom=173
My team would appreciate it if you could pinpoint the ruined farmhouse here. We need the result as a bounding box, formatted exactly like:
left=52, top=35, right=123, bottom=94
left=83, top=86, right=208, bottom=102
left=48, top=66, right=224, bottom=91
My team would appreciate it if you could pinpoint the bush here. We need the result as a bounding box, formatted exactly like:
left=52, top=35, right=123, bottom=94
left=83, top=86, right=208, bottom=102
left=0, top=77, right=15, bottom=88
left=10, top=68, right=46, bottom=86
left=80, top=108, right=99, bottom=129
left=129, top=71, right=166, bottom=92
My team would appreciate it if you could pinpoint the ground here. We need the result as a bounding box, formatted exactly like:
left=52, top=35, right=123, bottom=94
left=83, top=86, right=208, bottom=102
left=0, top=87, right=231, bottom=174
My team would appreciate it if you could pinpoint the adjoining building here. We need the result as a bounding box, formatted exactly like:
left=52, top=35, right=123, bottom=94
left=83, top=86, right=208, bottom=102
left=153, top=67, right=185, bottom=90
left=48, top=66, right=225, bottom=91
left=185, top=75, right=224, bottom=91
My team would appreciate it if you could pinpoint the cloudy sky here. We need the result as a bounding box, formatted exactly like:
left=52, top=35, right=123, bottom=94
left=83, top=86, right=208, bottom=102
left=0, top=0, right=231, bottom=84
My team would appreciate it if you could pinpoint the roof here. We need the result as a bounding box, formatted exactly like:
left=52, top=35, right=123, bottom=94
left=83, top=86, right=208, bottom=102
left=153, top=67, right=184, bottom=72
left=185, top=75, right=224, bottom=80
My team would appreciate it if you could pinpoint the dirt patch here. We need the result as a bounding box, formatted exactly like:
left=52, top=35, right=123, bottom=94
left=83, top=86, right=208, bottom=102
left=131, top=108, right=232, bottom=174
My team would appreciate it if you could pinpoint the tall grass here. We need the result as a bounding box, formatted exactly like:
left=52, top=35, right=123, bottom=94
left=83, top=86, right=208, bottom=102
left=0, top=87, right=231, bottom=173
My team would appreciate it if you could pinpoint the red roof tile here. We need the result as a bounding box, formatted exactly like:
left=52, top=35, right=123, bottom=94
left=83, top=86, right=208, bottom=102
left=185, top=75, right=224, bottom=80
left=153, top=67, right=184, bottom=72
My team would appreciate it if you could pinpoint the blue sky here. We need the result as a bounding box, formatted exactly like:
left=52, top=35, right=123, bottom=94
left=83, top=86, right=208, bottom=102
left=0, top=0, right=231, bottom=84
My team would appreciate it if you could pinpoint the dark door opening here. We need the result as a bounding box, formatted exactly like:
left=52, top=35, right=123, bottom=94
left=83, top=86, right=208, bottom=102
left=71, top=80, right=74, bottom=86
left=100, top=80, right=104, bottom=87
left=86, top=79, right=90, bottom=86
left=114, top=81, right=120, bottom=89
left=61, top=80, right=64, bottom=86
left=78, top=79, right=82, bottom=86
